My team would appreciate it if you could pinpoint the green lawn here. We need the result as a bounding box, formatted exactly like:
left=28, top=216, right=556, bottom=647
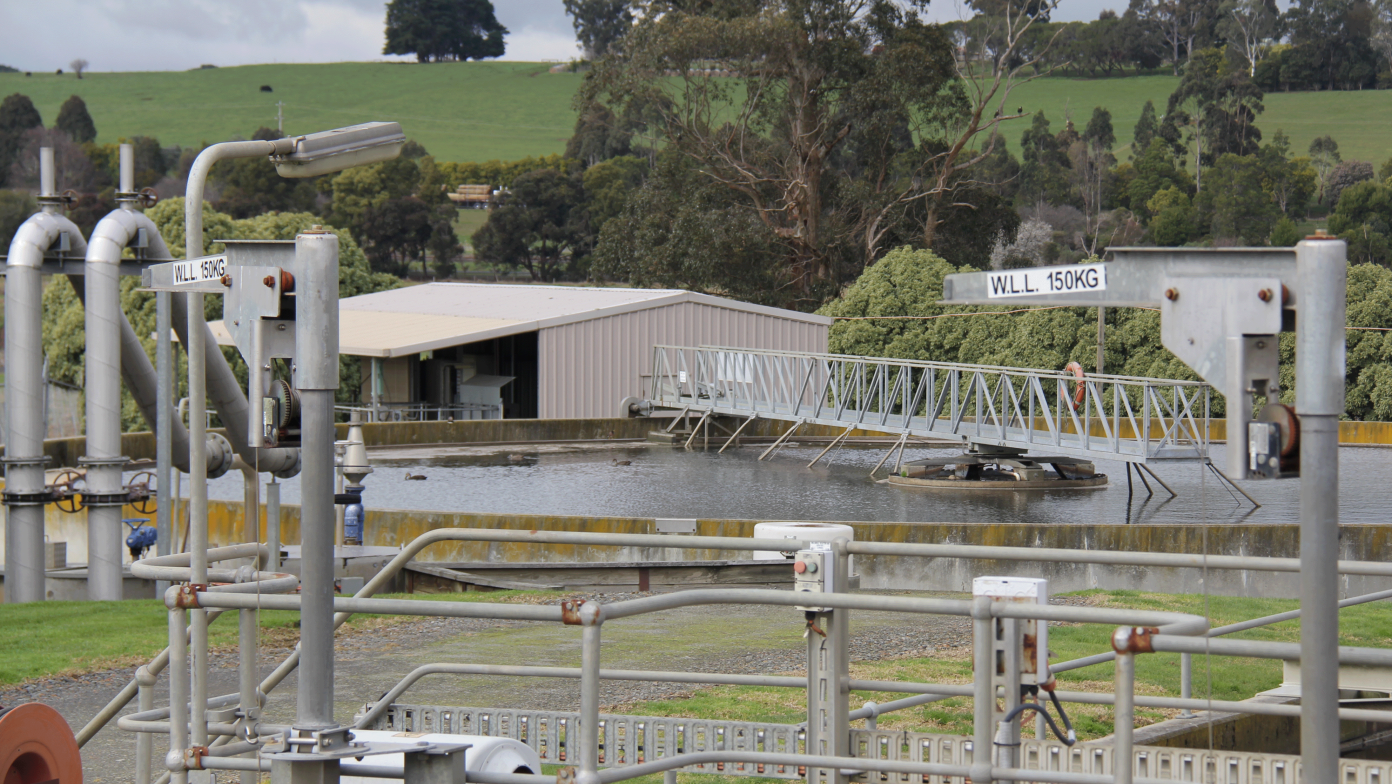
left=622, top=589, right=1392, bottom=741
left=999, top=74, right=1392, bottom=165
left=0, top=63, right=582, bottom=164
left=0, top=589, right=548, bottom=685
left=453, top=207, right=491, bottom=250
left=4, top=65, right=1389, bottom=167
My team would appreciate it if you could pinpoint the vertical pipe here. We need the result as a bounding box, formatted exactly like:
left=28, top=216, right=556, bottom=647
left=1113, top=652, right=1135, bottom=784
left=295, top=229, right=340, bottom=729
left=156, top=291, right=173, bottom=596
left=238, top=606, right=258, bottom=784
left=83, top=144, right=135, bottom=602
left=579, top=623, right=602, bottom=776
left=971, top=598, right=994, bottom=784
left=39, top=147, right=55, bottom=195
left=135, top=668, right=154, bottom=784
left=1001, top=618, right=1021, bottom=770
left=1295, top=237, right=1346, bottom=782
left=266, top=479, right=281, bottom=570
left=1096, top=307, right=1105, bottom=375
left=168, top=601, right=189, bottom=784
left=5, top=148, right=72, bottom=604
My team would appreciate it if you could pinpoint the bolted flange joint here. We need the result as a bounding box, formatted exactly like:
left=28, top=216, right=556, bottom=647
left=1111, top=626, right=1160, bottom=654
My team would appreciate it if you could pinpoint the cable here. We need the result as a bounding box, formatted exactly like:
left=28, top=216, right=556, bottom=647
left=997, top=699, right=1076, bottom=747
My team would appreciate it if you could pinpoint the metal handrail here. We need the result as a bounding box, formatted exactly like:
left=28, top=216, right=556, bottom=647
left=648, top=345, right=1211, bottom=464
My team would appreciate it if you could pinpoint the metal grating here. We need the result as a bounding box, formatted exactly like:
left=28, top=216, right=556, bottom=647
left=365, top=705, right=1392, bottom=783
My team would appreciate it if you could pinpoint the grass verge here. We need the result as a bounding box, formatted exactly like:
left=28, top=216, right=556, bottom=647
left=614, top=589, right=1392, bottom=740
left=0, top=589, right=561, bottom=686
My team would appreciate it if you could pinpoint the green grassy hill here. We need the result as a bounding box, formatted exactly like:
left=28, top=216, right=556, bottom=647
left=0, top=62, right=582, bottom=164
left=1001, top=74, right=1392, bottom=164
left=2, top=63, right=1388, bottom=166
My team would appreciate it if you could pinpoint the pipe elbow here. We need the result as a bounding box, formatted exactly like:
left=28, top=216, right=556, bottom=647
left=7, top=212, right=87, bottom=266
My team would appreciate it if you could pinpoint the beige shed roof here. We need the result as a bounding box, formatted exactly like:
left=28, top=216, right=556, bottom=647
left=207, top=282, right=830, bottom=359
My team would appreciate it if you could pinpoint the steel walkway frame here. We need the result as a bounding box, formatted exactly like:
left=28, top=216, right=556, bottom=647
left=648, top=346, right=1212, bottom=465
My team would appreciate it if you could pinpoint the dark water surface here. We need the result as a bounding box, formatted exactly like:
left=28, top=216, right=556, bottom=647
left=202, top=442, right=1392, bottom=526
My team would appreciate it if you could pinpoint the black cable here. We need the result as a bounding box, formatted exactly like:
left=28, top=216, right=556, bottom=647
left=999, top=701, right=1075, bottom=747
left=1047, top=688, right=1075, bottom=741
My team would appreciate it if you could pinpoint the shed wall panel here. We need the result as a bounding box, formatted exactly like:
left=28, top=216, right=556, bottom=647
left=537, top=301, right=828, bottom=419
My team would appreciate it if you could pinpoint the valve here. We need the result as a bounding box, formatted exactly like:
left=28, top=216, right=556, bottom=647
left=1248, top=403, right=1299, bottom=479
left=123, top=518, right=157, bottom=560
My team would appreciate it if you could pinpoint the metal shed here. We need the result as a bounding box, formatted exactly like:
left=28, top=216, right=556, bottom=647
left=209, top=283, right=830, bottom=420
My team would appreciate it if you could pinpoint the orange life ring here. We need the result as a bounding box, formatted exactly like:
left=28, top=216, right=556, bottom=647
left=1063, top=362, right=1086, bottom=410
left=0, top=702, right=83, bottom=784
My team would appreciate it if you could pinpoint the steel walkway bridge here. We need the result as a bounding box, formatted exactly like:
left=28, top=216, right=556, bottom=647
left=647, top=346, right=1213, bottom=466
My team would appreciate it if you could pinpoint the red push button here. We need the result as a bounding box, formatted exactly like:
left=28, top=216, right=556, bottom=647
left=794, top=560, right=807, bottom=574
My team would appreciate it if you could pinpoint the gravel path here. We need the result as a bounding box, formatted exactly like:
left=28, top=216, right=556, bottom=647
left=3, top=591, right=1091, bottom=784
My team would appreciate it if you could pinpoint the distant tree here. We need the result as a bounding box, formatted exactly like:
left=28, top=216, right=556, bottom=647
left=1258, top=131, right=1316, bottom=218
left=1329, top=179, right=1392, bottom=266
left=1163, top=48, right=1263, bottom=190
left=383, top=0, right=507, bottom=62
left=1074, top=107, right=1116, bottom=252
left=1128, top=137, right=1193, bottom=218
left=564, top=0, right=633, bottom=59
left=565, top=103, right=633, bottom=167
left=591, top=151, right=783, bottom=299
left=215, top=158, right=317, bottom=218
left=473, top=168, right=589, bottom=281
left=127, top=136, right=169, bottom=189
left=0, top=93, right=42, bottom=186
left=1218, top=0, right=1279, bottom=78
left=1328, top=160, right=1376, bottom=207
left=400, top=139, right=430, bottom=159
left=0, top=189, right=36, bottom=249
left=426, top=205, right=462, bottom=278
left=1146, top=186, right=1196, bottom=244
left=70, top=59, right=89, bottom=79
left=328, top=157, right=421, bottom=237
left=1198, top=153, right=1280, bottom=244
left=1017, top=111, right=1073, bottom=207
left=1283, top=0, right=1381, bottom=90
left=1132, top=99, right=1159, bottom=157
left=581, top=154, right=647, bottom=237
left=1307, top=135, right=1342, bottom=204
left=1269, top=217, right=1300, bottom=245
left=359, top=196, right=434, bottom=274
left=54, top=95, right=96, bottom=144
left=251, top=126, right=283, bottom=141
left=7, top=127, right=97, bottom=193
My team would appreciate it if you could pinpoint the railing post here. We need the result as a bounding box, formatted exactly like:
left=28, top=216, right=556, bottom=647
left=1114, top=651, right=1135, bottom=784
left=971, top=597, right=994, bottom=784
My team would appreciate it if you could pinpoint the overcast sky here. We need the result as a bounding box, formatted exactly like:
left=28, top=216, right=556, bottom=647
left=3, top=0, right=1126, bottom=73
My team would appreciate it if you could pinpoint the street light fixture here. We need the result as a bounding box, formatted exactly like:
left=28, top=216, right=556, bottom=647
left=271, top=121, right=406, bottom=178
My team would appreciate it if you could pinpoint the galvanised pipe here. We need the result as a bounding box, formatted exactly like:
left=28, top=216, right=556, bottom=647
left=193, top=587, right=1206, bottom=634
left=1113, top=652, right=1134, bottom=784
left=1295, top=236, right=1347, bottom=784
left=4, top=148, right=88, bottom=603
left=265, top=479, right=281, bottom=570
left=83, top=145, right=153, bottom=600
left=294, top=230, right=341, bottom=730
left=166, top=595, right=188, bottom=784
left=971, top=598, right=994, bottom=784
left=579, top=623, right=603, bottom=782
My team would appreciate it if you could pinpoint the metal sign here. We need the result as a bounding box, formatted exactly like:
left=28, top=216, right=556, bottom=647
left=140, top=255, right=229, bottom=292
left=986, top=264, right=1106, bottom=299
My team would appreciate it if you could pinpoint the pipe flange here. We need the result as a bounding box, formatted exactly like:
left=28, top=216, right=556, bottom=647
left=206, top=433, right=235, bottom=479
left=2, top=490, right=59, bottom=506
left=78, top=455, right=131, bottom=468
left=80, top=491, right=135, bottom=508
left=0, top=455, right=52, bottom=468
